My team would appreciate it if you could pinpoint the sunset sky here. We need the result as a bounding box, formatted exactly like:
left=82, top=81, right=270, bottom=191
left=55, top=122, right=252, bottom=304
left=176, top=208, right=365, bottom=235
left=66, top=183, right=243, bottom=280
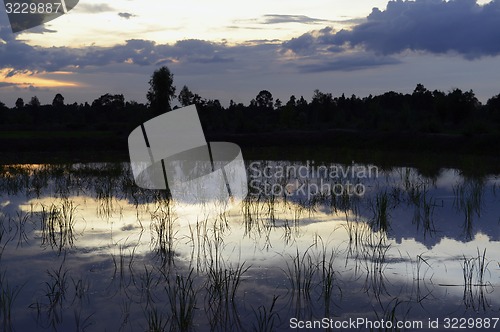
left=1, top=0, right=500, bottom=107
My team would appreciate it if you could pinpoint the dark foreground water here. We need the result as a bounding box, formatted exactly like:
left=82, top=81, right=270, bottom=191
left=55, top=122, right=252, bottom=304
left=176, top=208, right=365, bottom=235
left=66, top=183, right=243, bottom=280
left=0, top=162, right=499, bottom=331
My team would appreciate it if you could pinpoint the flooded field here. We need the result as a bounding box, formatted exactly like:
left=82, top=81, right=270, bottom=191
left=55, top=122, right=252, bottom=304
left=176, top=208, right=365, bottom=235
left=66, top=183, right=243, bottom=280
left=0, top=161, right=499, bottom=331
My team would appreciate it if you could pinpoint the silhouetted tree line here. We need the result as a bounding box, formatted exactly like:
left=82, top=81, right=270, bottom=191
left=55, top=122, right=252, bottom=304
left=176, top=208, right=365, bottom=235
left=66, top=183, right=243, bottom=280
left=179, top=82, right=500, bottom=136
left=0, top=92, right=150, bottom=133
left=2, top=66, right=500, bottom=137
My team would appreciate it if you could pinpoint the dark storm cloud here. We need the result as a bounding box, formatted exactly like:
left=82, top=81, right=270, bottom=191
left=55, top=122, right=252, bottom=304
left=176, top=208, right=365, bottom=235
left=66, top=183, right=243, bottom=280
left=281, top=27, right=343, bottom=55
left=0, top=35, right=239, bottom=74
left=283, top=0, right=500, bottom=59
left=280, top=24, right=402, bottom=71
left=282, top=33, right=316, bottom=55
left=0, top=22, right=78, bottom=74
left=261, top=14, right=331, bottom=24
left=0, top=28, right=397, bottom=77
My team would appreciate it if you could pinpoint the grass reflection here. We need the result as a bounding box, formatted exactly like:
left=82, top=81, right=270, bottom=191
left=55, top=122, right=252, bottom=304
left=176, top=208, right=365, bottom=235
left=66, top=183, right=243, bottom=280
left=454, top=178, right=485, bottom=240
left=0, top=162, right=499, bottom=331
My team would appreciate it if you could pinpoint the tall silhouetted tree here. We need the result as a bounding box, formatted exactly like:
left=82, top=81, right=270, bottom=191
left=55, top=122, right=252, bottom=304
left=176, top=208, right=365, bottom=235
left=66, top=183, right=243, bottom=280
left=286, top=95, right=296, bottom=108
left=255, top=90, right=273, bottom=110
left=280, top=95, right=298, bottom=128
left=178, top=85, right=203, bottom=107
left=15, top=97, right=24, bottom=109
left=52, top=93, right=65, bottom=107
left=178, top=85, right=195, bottom=107
left=413, top=83, right=427, bottom=95
left=311, top=89, right=334, bottom=123
left=147, top=66, right=176, bottom=115
left=29, top=96, right=41, bottom=108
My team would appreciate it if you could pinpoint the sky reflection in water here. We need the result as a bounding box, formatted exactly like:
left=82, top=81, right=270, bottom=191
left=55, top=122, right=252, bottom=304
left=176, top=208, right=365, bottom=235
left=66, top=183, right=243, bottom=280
left=0, top=162, right=499, bottom=331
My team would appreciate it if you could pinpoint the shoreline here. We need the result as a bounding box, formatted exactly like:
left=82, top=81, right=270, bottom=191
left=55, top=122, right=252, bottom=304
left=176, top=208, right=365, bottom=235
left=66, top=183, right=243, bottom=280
left=1, top=129, right=499, bottom=175
left=1, top=129, right=498, bottom=153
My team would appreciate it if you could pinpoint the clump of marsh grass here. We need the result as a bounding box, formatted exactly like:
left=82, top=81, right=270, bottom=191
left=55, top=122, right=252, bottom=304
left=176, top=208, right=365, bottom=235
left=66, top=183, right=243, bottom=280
left=110, top=242, right=138, bottom=291
left=145, top=307, right=167, bottom=332
left=370, top=191, right=391, bottom=233
left=462, top=248, right=493, bottom=311
left=206, top=261, right=248, bottom=303
left=45, top=262, right=70, bottom=321
left=317, top=241, right=340, bottom=316
left=0, top=164, right=31, bottom=196
left=407, top=182, right=437, bottom=238
left=343, top=215, right=371, bottom=261
left=151, top=199, right=177, bottom=268
left=30, top=258, right=70, bottom=330
left=13, top=211, right=30, bottom=248
left=29, top=166, right=50, bottom=198
left=40, top=199, right=77, bottom=253
left=0, top=218, right=6, bottom=261
left=73, top=308, right=94, bottom=332
left=453, top=178, right=484, bottom=240
left=30, top=254, right=93, bottom=331
left=164, top=268, right=198, bottom=332
left=40, top=204, right=59, bottom=248
left=361, top=237, right=391, bottom=300
left=137, top=265, right=159, bottom=308
left=0, top=272, right=23, bottom=332
left=374, top=297, right=411, bottom=332
left=283, top=246, right=316, bottom=299
left=95, top=176, right=117, bottom=219
left=251, top=295, right=280, bottom=332
left=205, top=260, right=249, bottom=330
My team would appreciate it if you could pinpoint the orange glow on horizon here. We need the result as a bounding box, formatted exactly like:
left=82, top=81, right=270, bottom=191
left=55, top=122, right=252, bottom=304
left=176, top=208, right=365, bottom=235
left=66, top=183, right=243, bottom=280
left=0, top=69, right=80, bottom=88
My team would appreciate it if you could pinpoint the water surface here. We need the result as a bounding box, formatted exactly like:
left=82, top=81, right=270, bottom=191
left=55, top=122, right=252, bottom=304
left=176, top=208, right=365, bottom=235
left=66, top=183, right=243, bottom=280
left=0, top=162, right=499, bottom=331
